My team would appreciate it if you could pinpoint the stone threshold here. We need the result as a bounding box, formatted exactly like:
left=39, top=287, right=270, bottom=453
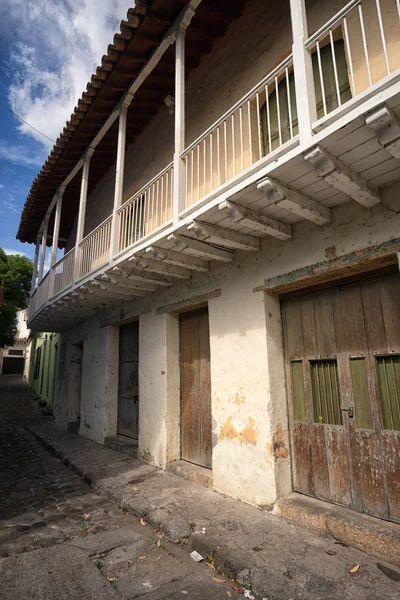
left=277, top=493, right=400, bottom=568
left=25, top=420, right=400, bottom=598
left=166, top=459, right=213, bottom=488
left=104, top=434, right=138, bottom=458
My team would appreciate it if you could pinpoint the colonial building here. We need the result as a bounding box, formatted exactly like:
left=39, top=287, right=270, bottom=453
left=18, top=0, right=400, bottom=522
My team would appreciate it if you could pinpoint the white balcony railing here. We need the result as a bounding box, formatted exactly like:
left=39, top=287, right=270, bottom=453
left=78, top=216, right=112, bottom=279
left=117, top=162, right=174, bottom=254
left=36, top=271, right=50, bottom=310
left=52, top=247, right=75, bottom=297
left=181, top=54, right=296, bottom=209
left=306, top=0, right=400, bottom=122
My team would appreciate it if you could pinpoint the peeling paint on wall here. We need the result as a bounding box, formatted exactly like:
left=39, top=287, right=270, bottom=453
left=219, top=415, right=259, bottom=445
left=273, top=423, right=289, bottom=459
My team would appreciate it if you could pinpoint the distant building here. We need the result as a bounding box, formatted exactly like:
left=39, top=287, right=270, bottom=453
left=0, top=309, right=29, bottom=375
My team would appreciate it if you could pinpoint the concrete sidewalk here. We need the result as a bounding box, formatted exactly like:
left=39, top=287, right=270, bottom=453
left=26, top=418, right=400, bottom=600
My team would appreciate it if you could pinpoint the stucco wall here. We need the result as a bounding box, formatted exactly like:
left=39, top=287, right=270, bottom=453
left=53, top=179, right=400, bottom=507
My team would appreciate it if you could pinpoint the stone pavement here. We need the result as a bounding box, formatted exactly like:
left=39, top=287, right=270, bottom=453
left=1, top=377, right=400, bottom=599
left=0, top=376, right=253, bottom=600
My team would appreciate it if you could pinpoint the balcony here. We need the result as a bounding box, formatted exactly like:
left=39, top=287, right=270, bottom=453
left=29, top=0, right=400, bottom=329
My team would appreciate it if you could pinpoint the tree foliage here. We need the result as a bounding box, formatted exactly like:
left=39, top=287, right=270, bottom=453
left=0, top=249, right=33, bottom=348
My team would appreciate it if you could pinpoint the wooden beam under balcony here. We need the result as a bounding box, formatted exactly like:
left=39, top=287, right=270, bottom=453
left=145, top=246, right=209, bottom=272
left=112, top=266, right=173, bottom=287
left=91, top=280, right=148, bottom=297
left=257, top=177, right=331, bottom=225
left=168, top=234, right=233, bottom=262
left=304, top=146, right=381, bottom=208
left=129, top=256, right=192, bottom=279
left=218, top=201, right=292, bottom=241
left=187, top=221, right=260, bottom=252
left=99, top=273, right=159, bottom=293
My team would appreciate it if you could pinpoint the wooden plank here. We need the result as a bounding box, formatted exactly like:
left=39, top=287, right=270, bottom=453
left=258, top=237, right=400, bottom=294
left=311, top=425, right=330, bottom=500
left=198, top=308, right=212, bottom=468
left=325, top=427, right=351, bottom=505
left=314, top=290, right=336, bottom=358
left=379, top=274, right=400, bottom=353
left=382, top=433, right=400, bottom=522
left=292, top=423, right=313, bottom=494
left=360, top=279, right=387, bottom=355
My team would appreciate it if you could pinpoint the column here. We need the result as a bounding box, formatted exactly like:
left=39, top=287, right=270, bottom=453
left=49, top=187, right=65, bottom=297
left=289, top=0, right=317, bottom=144
left=38, top=217, right=49, bottom=283
left=109, top=94, right=134, bottom=260
left=30, top=236, right=41, bottom=295
left=173, top=24, right=186, bottom=222
left=73, top=149, right=93, bottom=282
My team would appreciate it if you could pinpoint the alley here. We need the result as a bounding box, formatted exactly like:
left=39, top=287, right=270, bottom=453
left=0, top=376, right=243, bottom=600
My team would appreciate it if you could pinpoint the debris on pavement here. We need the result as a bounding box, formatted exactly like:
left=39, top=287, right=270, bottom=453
left=243, top=591, right=255, bottom=599
left=190, top=550, right=204, bottom=562
left=350, top=564, right=360, bottom=573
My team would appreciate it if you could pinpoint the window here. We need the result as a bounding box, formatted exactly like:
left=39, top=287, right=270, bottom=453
left=376, top=355, right=400, bottom=431
left=9, top=349, right=24, bottom=356
left=260, top=37, right=351, bottom=155
left=350, top=358, right=373, bottom=430
left=291, top=361, right=307, bottom=422
left=310, top=359, right=342, bottom=425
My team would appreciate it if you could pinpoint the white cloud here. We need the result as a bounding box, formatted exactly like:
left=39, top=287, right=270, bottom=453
left=3, top=248, right=29, bottom=257
left=0, top=141, right=45, bottom=169
left=3, top=0, right=133, bottom=151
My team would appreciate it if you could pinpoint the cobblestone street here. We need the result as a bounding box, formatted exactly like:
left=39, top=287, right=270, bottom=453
left=0, top=376, right=241, bottom=599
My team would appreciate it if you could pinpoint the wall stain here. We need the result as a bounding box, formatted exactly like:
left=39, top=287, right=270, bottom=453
left=219, top=416, right=259, bottom=445
left=273, top=423, right=288, bottom=459
left=233, top=392, right=246, bottom=406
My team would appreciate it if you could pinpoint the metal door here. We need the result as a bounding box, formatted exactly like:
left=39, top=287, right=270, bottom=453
left=180, top=307, right=212, bottom=468
left=282, top=271, right=400, bottom=522
left=118, top=321, right=139, bottom=439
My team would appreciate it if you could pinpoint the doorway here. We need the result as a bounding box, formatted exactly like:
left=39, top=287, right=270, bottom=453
left=118, top=321, right=139, bottom=439
left=282, top=271, right=400, bottom=522
left=180, top=306, right=212, bottom=468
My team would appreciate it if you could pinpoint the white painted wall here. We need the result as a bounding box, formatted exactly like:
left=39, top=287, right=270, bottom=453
left=53, top=182, right=400, bottom=507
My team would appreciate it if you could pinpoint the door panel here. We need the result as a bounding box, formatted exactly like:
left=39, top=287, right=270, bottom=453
left=180, top=307, right=212, bottom=468
left=118, top=322, right=139, bottom=439
left=282, top=272, right=400, bottom=522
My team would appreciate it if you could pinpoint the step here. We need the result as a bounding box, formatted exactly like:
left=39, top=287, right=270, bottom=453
left=166, top=459, right=213, bottom=488
left=277, top=493, right=400, bottom=567
left=104, top=435, right=138, bottom=458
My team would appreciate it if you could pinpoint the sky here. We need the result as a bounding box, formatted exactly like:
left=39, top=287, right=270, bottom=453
left=0, top=0, right=134, bottom=261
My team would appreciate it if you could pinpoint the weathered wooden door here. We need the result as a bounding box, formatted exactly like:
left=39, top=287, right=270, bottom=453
left=118, top=321, right=139, bottom=439
left=180, top=307, right=212, bottom=468
left=282, top=271, right=400, bottom=522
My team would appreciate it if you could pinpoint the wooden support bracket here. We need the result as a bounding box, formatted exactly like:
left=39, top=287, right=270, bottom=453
left=187, top=221, right=260, bottom=251
left=365, top=104, right=400, bottom=161
left=257, top=177, right=331, bottom=225
left=304, top=145, right=381, bottom=208
left=168, top=233, right=233, bottom=262
left=145, top=246, right=209, bottom=272
left=218, top=200, right=292, bottom=241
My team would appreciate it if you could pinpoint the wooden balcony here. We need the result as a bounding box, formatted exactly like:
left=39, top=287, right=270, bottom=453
left=29, top=0, right=400, bottom=330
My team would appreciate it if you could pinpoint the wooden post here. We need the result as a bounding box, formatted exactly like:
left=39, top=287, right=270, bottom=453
left=38, top=217, right=49, bottom=283
left=48, top=187, right=64, bottom=297
left=173, top=24, right=186, bottom=223
left=30, top=236, right=41, bottom=295
left=110, top=94, right=134, bottom=260
left=289, top=0, right=316, bottom=144
left=74, top=150, right=93, bottom=282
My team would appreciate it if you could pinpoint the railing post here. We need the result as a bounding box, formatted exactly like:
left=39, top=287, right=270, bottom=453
left=173, top=24, right=186, bottom=222
left=30, top=235, right=41, bottom=295
left=289, top=0, right=317, bottom=144
left=38, top=216, right=49, bottom=283
left=110, top=93, right=134, bottom=260
left=49, top=186, right=65, bottom=297
left=74, top=149, right=93, bottom=282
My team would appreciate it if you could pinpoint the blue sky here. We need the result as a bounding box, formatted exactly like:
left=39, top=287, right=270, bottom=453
left=0, top=0, right=133, bottom=261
